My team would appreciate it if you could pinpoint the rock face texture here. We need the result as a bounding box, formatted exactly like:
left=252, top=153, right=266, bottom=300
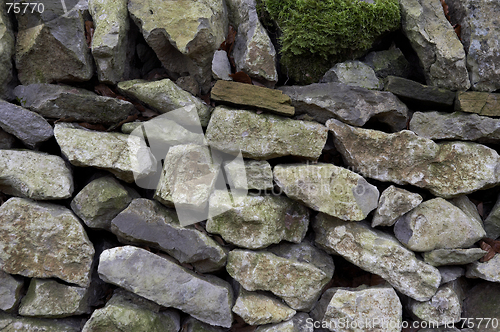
left=0, top=3, right=15, bottom=101
left=372, top=185, right=422, bottom=227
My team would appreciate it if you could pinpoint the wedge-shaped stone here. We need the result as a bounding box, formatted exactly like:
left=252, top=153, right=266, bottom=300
left=0, top=198, right=94, bottom=287
left=279, top=82, right=408, bottom=131
left=372, top=185, right=422, bottom=227
left=456, top=91, right=500, bottom=117
left=14, top=84, right=134, bottom=124
left=223, top=159, right=273, bottom=190
left=394, top=198, right=485, bottom=252
left=55, top=123, right=156, bottom=183
left=273, top=163, right=379, bottom=221
left=423, top=248, right=487, bottom=267
left=327, top=119, right=500, bottom=198
left=0, top=312, right=82, bottom=332
left=466, top=254, right=500, bottom=283
left=0, top=150, right=73, bottom=200
left=206, top=106, right=327, bottom=160
left=111, top=198, right=226, bottom=273
left=98, top=246, right=233, bottom=327
left=206, top=191, right=309, bottom=249
left=226, top=249, right=331, bottom=311
left=211, top=81, right=293, bottom=116
left=313, top=213, right=441, bottom=301
left=0, top=271, right=23, bottom=313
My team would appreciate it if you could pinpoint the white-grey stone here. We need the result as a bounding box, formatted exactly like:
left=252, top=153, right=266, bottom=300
left=320, top=60, right=382, bottom=90
left=438, top=266, right=465, bottom=285
left=466, top=254, right=500, bottom=282
left=372, top=185, right=422, bottom=227
left=424, top=248, right=487, bottom=266
left=449, top=195, right=483, bottom=225
left=0, top=271, right=23, bottom=313
left=212, top=50, right=232, bottom=81
left=223, top=159, right=273, bottom=191
left=0, top=312, right=82, bottom=332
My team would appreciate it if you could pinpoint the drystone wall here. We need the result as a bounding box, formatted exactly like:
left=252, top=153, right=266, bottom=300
left=0, top=0, right=500, bottom=331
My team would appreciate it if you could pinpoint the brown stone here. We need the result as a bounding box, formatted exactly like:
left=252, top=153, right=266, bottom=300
left=211, top=80, right=295, bottom=116
left=455, top=91, right=500, bottom=117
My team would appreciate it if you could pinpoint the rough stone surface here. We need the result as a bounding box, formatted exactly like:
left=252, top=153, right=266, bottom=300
left=0, top=312, right=82, bottom=332
left=313, top=213, right=441, bottom=301
left=212, top=50, right=232, bottom=81
left=117, top=79, right=211, bottom=127
left=438, top=266, right=465, bottom=285
left=280, top=82, right=408, bottom=131
left=211, top=80, right=294, bottom=116
left=89, top=0, right=130, bottom=84
left=98, top=246, right=233, bottom=327
left=372, top=185, right=422, bottom=227
left=232, top=288, right=296, bottom=325
left=462, top=282, right=500, bottom=332
left=18, top=279, right=90, bottom=318
left=273, top=163, right=379, bottom=221
left=111, top=198, right=227, bottom=273
left=394, top=198, right=486, bottom=252
left=82, top=289, right=181, bottom=332
left=399, top=0, right=470, bottom=90
left=14, top=84, right=134, bottom=124
left=423, top=248, right=487, bottom=266
left=0, top=271, right=23, bottom=313
left=455, top=91, right=500, bottom=117
left=320, top=60, right=382, bottom=90
left=206, top=191, right=309, bottom=249
left=0, top=129, right=16, bottom=149
left=0, top=100, right=53, bottom=148
left=223, top=159, right=273, bottom=190
left=449, top=195, right=483, bottom=224
left=254, top=313, right=313, bottom=332
left=0, top=198, right=94, bottom=287
left=362, top=47, right=411, bottom=79
left=466, top=254, right=500, bottom=282
left=183, top=317, right=226, bottom=332
left=71, top=176, right=139, bottom=230
left=484, top=193, right=500, bottom=239
left=327, top=119, right=500, bottom=198
left=410, top=111, right=500, bottom=143
left=310, top=285, right=402, bottom=332
left=0, top=149, right=73, bottom=200
left=54, top=123, right=156, bottom=183
left=226, top=249, right=331, bottom=311
left=128, top=0, right=227, bottom=94
left=205, top=106, right=327, bottom=160
left=0, top=4, right=15, bottom=101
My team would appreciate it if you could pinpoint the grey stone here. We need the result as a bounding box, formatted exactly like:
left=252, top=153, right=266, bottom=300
left=0, top=129, right=16, bottom=149
left=111, top=198, right=227, bottom=273
left=82, top=289, right=180, bottom=332
left=89, top=0, right=130, bottom=84
left=449, top=195, right=483, bottom=225
left=438, top=266, right=465, bottom=285
left=0, top=271, right=23, bottom=313
left=182, top=317, right=226, bottom=332
left=466, top=254, right=500, bottom=282
left=410, top=111, right=500, bottom=144
left=399, top=0, right=470, bottom=90
left=205, top=106, right=327, bottom=160
left=54, top=123, right=156, bottom=183
left=280, top=82, right=408, bottom=131
left=212, top=50, right=232, bottom=81
left=14, top=84, right=134, bottom=124
left=0, top=312, right=82, bottom=332
left=0, top=4, right=15, bottom=101
left=223, top=159, right=273, bottom=191
left=232, top=288, right=296, bottom=325
left=313, top=213, right=441, bottom=301
left=206, top=191, right=309, bottom=249
left=327, top=119, right=500, bottom=198
left=255, top=313, right=313, bottom=332
left=424, top=248, right=487, bottom=266
left=226, top=249, right=331, bottom=311
left=394, top=198, right=485, bottom=252
left=18, top=279, right=90, bottom=318
left=117, top=79, right=211, bottom=127
left=462, top=282, right=500, bottom=332
left=273, top=163, right=379, bottom=221
left=0, top=198, right=94, bottom=287
left=320, top=60, right=382, bottom=90
left=0, top=100, right=53, bottom=148
left=455, top=91, right=500, bottom=117
left=310, top=285, right=402, bottom=332
left=175, top=76, right=200, bottom=96
left=128, top=0, right=227, bottom=94
left=362, top=47, right=411, bottom=79
left=484, top=193, right=500, bottom=239
left=0, top=150, right=73, bottom=200
left=372, top=185, right=422, bottom=227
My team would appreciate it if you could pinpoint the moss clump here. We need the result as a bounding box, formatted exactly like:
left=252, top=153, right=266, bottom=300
left=259, top=0, right=401, bottom=84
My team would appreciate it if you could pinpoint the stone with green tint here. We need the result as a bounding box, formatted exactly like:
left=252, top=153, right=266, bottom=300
left=0, top=149, right=73, bottom=200
left=98, top=246, right=233, bottom=327
left=0, top=271, right=23, bottom=313
left=466, top=254, right=500, bottom=282
left=321, top=60, right=382, bottom=90
left=205, top=106, right=327, bottom=160
left=328, top=119, right=500, bottom=198
left=0, top=312, right=82, bottom=332
left=206, top=191, right=309, bottom=249
left=313, top=213, right=441, bottom=301
left=226, top=249, right=331, bottom=311
left=82, top=289, right=180, bottom=332
left=18, top=279, right=90, bottom=318
left=455, top=91, right=500, bottom=117
left=55, top=123, right=156, bottom=183
left=424, top=248, right=487, bottom=267
left=0, top=198, right=94, bottom=287
left=394, top=198, right=485, bottom=252
left=223, top=159, right=273, bottom=190
left=117, top=79, right=211, bottom=127
left=254, top=313, right=312, bottom=332
left=372, top=185, right=422, bottom=227
left=273, top=163, right=379, bottom=221
left=0, top=3, right=15, bottom=101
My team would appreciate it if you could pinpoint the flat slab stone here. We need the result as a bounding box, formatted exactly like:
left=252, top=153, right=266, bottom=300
left=211, top=80, right=294, bottom=116
left=206, top=106, right=327, bottom=160
left=466, top=254, right=500, bottom=282
left=98, top=246, right=233, bottom=327
left=423, top=248, right=487, bottom=267
left=280, top=82, right=408, bottom=131
left=327, top=119, right=500, bottom=198
left=372, top=185, right=422, bottom=227
left=313, top=213, right=441, bottom=301
left=0, top=149, right=73, bottom=200
left=455, top=91, right=500, bottom=117
left=54, top=123, right=156, bottom=183
left=273, top=163, right=379, bottom=221
left=0, top=271, right=23, bottom=313
left=0, top=198, right=94, bottom=287
left=223, top=159, right=273, bottom=190
left=0, top=312, right=82, bottom=332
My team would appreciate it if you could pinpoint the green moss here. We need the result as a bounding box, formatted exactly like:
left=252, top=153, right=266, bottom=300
left=260, top=0, right=401, bottom=83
